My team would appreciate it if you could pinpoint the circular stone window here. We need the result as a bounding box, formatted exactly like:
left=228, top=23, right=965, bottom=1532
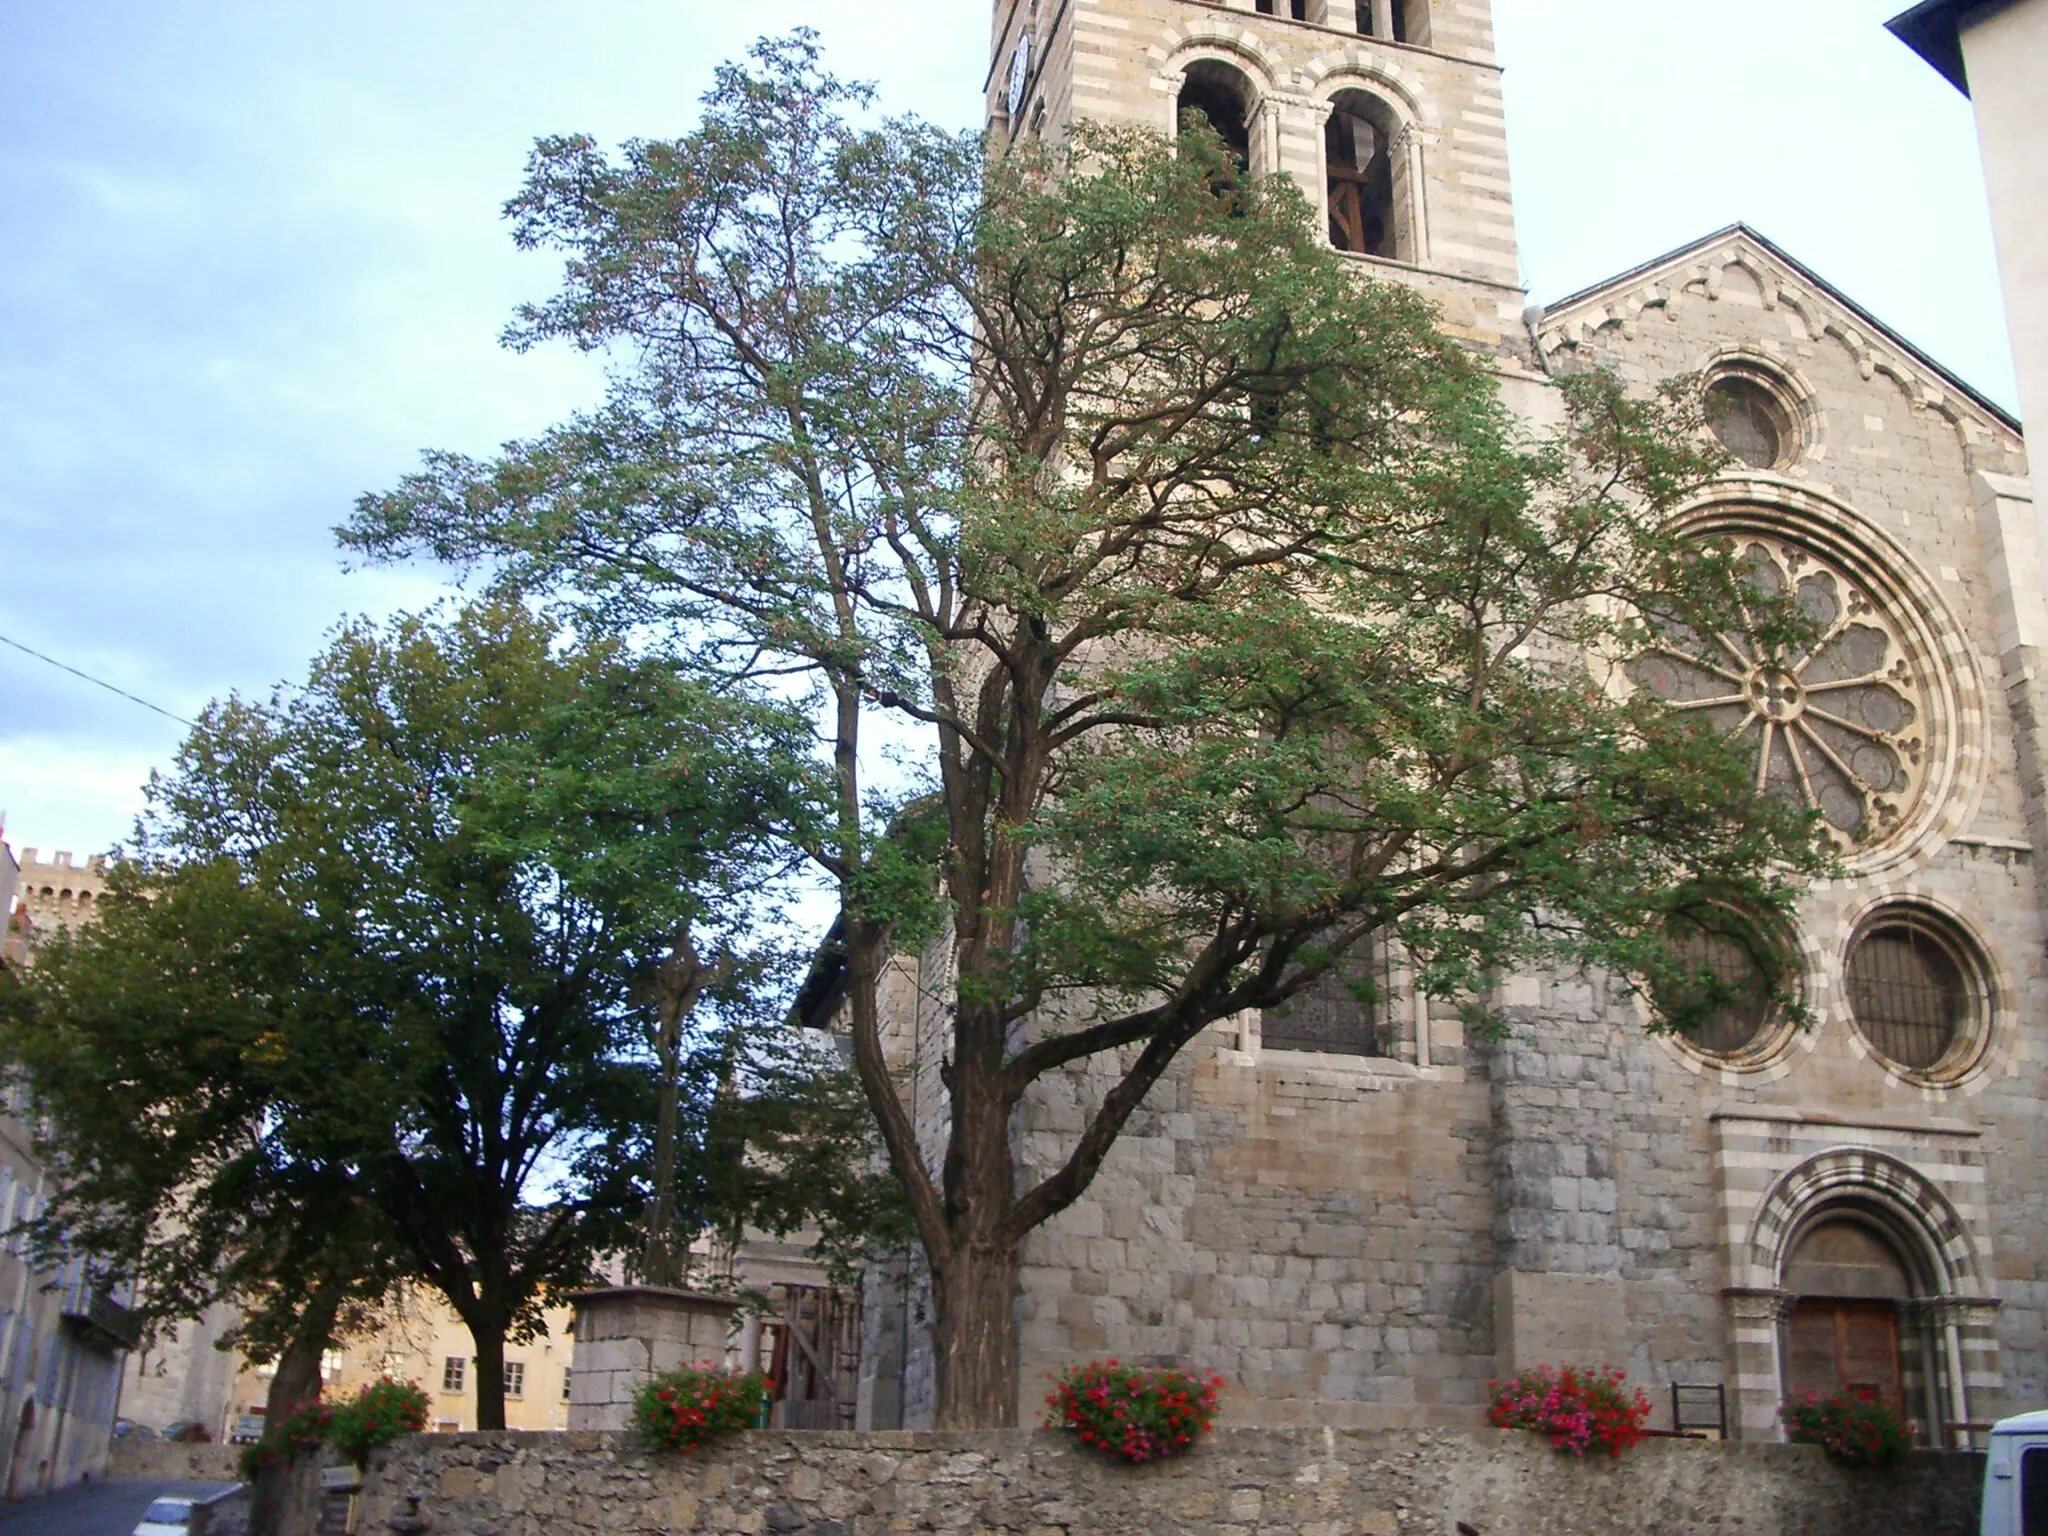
left=1844, top=910, right=1985, bottom=1075
left=1627, top=533, right=1931, bottom=852
left=1706, top=375, right=1797, bottom=470
left=1653, top=906, right=1792, bottom=1059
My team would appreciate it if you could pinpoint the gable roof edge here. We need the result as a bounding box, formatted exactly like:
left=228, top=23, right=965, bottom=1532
left=1886, top=0, right=1977, bottom=95
left=1535, top=223, right=2022, bottom=437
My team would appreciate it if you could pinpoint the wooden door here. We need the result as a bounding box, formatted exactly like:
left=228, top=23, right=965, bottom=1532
left=1785, top=1299, right=1904, bottom=1416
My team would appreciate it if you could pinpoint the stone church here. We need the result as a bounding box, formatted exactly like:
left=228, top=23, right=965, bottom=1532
left=855, top=0, right=2047, bottom=1445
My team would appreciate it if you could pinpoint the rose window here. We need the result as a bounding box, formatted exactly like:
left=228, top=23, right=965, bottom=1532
left=1628, top=536, right=1928, bottom=847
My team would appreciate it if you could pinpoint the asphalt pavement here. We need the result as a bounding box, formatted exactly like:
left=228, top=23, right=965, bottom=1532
left=0, top=1477, right=236, bottom=1536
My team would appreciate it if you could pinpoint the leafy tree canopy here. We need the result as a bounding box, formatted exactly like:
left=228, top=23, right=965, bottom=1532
left=343, top=35, right=1830, bottom=1424
left=2, top=597, right=881, bottom=1430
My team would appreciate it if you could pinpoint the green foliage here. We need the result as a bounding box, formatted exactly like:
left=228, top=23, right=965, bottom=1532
left=237, top=1399, right=333, bottom=1481
left=0, top=597, right=866, bottom=1428
left=1043, top=1361, right=1222, bottom=1464
left=631, top=1366, right=768, bottom=1453
left=325, top=1379, right=431, bottom=1467
left=341, top=32, right=1835, bottom=1424
left=235, top=1379, right=429, bottom=1478
left=1782, top=1389, right=1914, bottom=1470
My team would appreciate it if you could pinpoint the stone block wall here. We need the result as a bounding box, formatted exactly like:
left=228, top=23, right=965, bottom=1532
left=108, top=1437, right=244, bottom=1482
left=351, top=1427, right=1983, bottom=1536
left=567, top=1289, right=740, bottom=1432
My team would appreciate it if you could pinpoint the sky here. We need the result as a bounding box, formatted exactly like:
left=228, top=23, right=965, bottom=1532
left=0, top=0, right=2015, bottom=864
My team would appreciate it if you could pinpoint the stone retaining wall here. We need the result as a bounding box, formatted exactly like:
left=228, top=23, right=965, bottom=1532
left=108, top=1437, right=244, bottom=1482
left=353, top=1428, right=1984, bottom=1536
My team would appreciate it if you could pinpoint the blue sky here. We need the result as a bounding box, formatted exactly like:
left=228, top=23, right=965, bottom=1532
left=0, top=0, right=2013, bottom=861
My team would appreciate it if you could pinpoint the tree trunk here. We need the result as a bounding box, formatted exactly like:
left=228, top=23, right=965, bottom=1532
left=249, top=1282, right=344, bottom=1536
left=931, top=1239, right=1021, bottom=1429
left=468, top=1318, right=508, bottom=1431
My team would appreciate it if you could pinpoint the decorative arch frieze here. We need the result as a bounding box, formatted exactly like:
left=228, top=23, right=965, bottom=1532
left=1739, top=1146, right=1987, bottom=1299
left=1150, top=26, right=1282, bottom=104
left=1535, top=237, right=2025, bottom=470
left=1302, top=52, right=1438, bottom=133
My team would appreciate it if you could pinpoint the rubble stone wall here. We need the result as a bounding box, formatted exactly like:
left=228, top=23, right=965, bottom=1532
left=107, top=1437, right=243, bottom=1482
left=353, top=1427, right=1983, bottom=1536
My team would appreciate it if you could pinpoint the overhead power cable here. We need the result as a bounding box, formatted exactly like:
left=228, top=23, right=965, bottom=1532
left=0, top=631, right=196, bottom=729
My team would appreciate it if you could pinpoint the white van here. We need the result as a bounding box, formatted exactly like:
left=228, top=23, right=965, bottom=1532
left=1982, top=1411, right=2048, bottom=1535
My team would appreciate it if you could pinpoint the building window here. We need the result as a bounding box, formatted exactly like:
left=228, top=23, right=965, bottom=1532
left=1350, top=1, right=1428, bottom=40
left=562, top=1370, right=573, bottom=1402
left=1626, top=532, right=1929, bottom=851
left=1845, top=911, right=1982, bottom=1074
left=441, top=1356, right=466, bottom=1394
left=1325, top=93, right=1410, bottom=261
left=434, top=1419, right=461, bottom=1434
left=1653, top=905, right=1790, bottom=1058
left=1707, top=375, right=1797, bottom=470
left=1177, top=61, right=1254, bottom=180
left=1262, top=933, right=1396, bottom=1057
left=504, top=1361, right=525, bottom=1399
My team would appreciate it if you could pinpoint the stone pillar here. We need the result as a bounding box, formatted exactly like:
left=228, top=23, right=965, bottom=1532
left=1722, top=1287, right=1793, bottom=1443
left=565, top=1287, right=742, bottom=1432
left=1927, top=1295, right=2005, bottom=1447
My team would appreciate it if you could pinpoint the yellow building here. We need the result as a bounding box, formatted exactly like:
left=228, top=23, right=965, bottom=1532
left=222, top=1286, right=577, bottom=1439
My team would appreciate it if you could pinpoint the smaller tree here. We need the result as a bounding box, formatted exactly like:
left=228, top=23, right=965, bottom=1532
left=5, top=598, right=834, bottom=1430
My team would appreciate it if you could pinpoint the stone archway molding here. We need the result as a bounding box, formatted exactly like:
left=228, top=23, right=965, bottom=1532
left=1741, top=1144, right=1987, bottom=1299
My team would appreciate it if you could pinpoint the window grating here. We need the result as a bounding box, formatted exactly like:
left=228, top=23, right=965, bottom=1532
left=1263, top=934, right=1397, bottom=1057
left=441, top=1356, right=465, bottom=1394
left=1845, top=920, right=1969, bottom=1071
left=1706, top=377, right=1791, bottom=469
left=1666, top=921, right=1776, bottom=1055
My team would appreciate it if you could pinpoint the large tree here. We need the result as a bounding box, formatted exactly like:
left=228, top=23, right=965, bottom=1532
left=344, top=36, right=1828, bottom=1426
left=3, top=598, right=829, bottom=1430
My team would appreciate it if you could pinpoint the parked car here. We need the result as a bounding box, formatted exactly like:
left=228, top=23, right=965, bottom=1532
left=1981, top=1410, right=2048, bottom=1535
left=131, top=1497, right=193, bottom=1535
left=111, top=1418, right=158, bottom=1440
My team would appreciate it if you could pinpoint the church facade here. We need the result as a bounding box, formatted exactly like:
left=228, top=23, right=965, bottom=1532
left=857, top=0, right=2046, bottom=1445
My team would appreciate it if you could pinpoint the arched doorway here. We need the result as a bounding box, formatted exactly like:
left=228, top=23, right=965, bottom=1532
left=1731, top=1146, right=1996, bottom=1445
left=1777, top=1201, right=1959, bottom=1445
left=1782, top=1217, right=1917, bottom=1420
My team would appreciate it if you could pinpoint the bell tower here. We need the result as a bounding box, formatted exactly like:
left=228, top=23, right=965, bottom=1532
left=987, top=0, right=1528, bottom=348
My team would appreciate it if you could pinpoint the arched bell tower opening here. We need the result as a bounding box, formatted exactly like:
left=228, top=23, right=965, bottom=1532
left=1324, top=91, right=1410, bottom=260
left=1176, top=59, right=1255, bottom=177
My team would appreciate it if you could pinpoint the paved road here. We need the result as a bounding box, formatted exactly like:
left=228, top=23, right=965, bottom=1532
left=0, top=1477, right=236, bottom=1536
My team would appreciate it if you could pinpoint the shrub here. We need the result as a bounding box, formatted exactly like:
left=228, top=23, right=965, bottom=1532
left=1487, top=1364, right=1652, bottom=1458
left=1782, top=1388, right=1913, bottom=1470
left=1043, top=1360, right=1222, bottom=1465
left=236, top=1399, right=333, bottom=1481
left=631, top=1365, right=768, bottom=1454
left=326, top=1379, right=430, bottom=1466
left=234, top=1378, right=430, bottom=1479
